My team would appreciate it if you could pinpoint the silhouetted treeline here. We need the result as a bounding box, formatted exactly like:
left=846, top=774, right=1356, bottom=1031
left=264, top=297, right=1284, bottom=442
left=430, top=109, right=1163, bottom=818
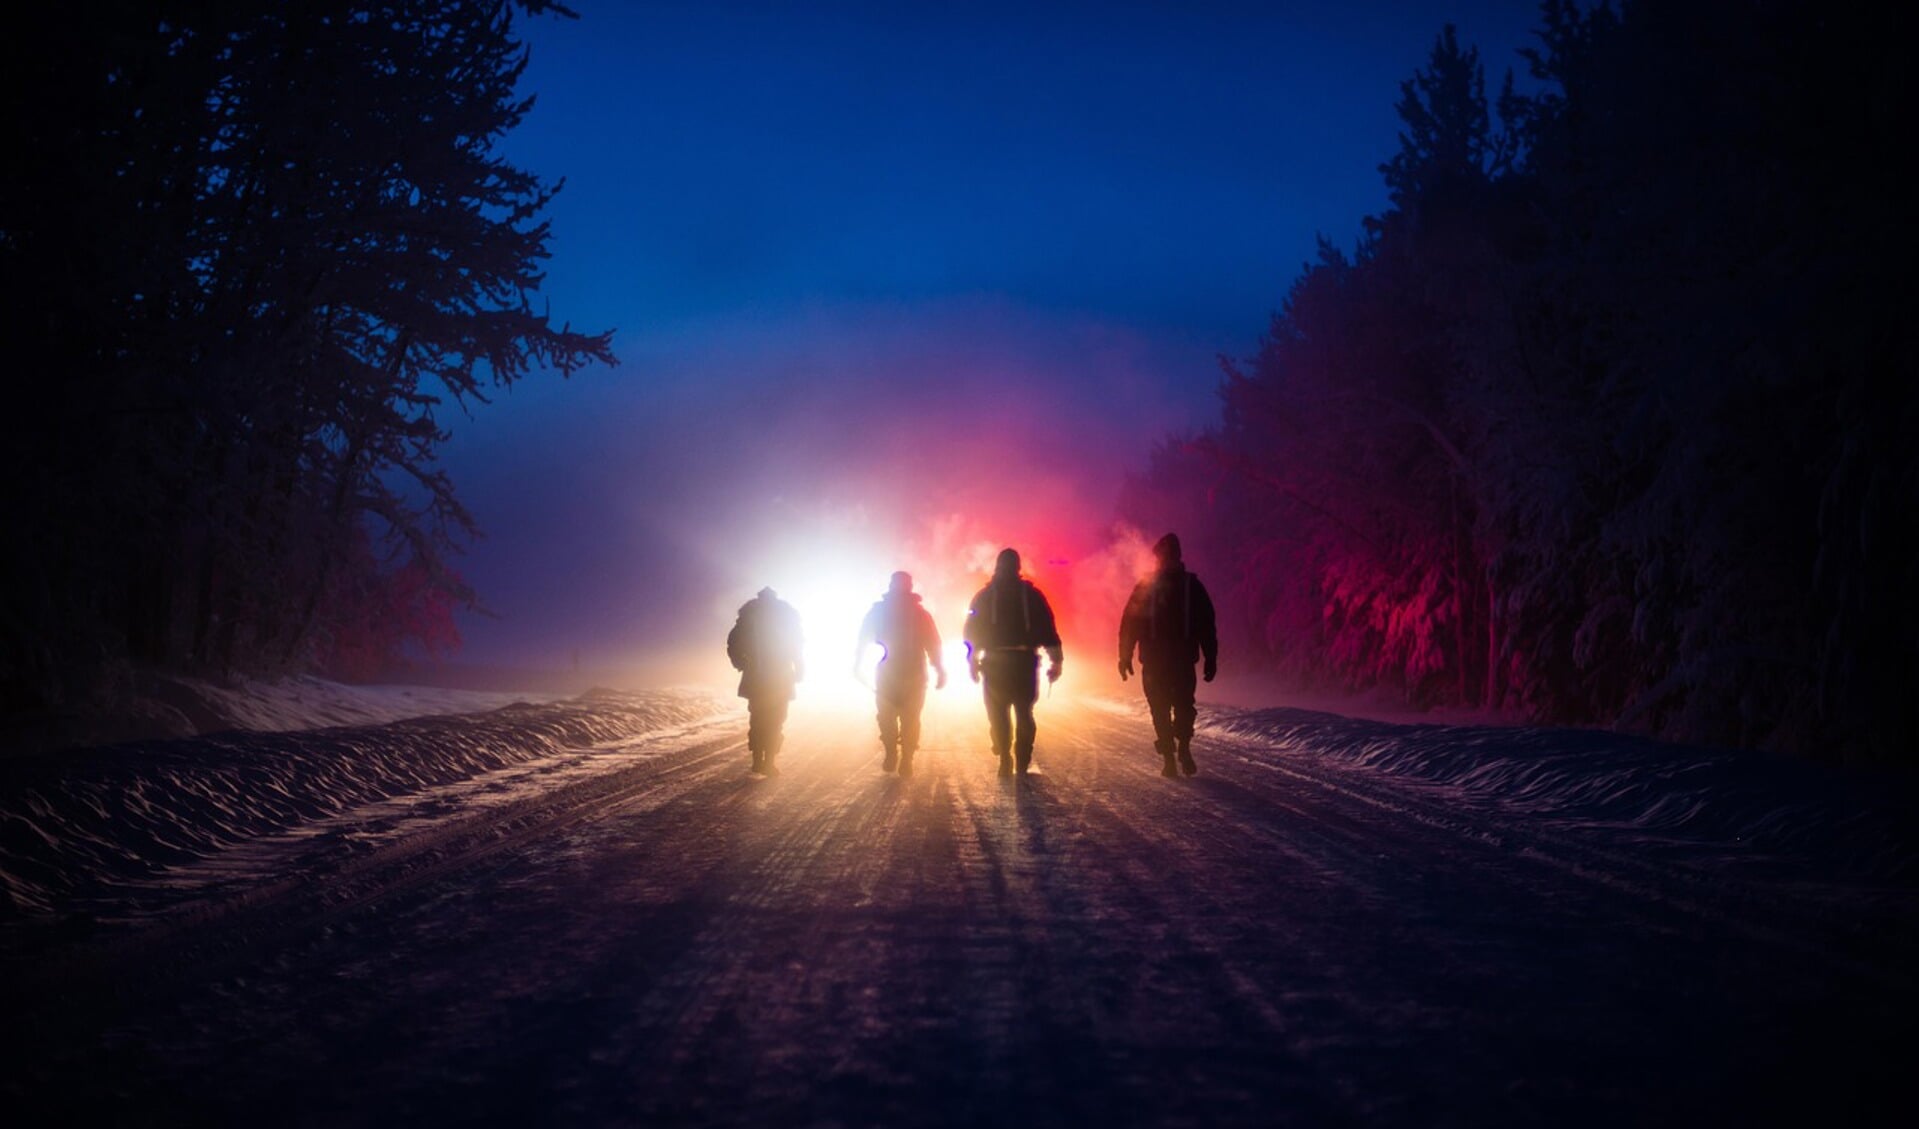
left=1124, top=1, right=1915, bottom=766
left=1, top=2, right=610, bottom=712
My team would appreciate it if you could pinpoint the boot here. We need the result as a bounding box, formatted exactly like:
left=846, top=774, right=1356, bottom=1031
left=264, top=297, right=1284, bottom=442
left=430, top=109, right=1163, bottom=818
left=881, top=743, right=899, bottom=773
left=762, top=750, right=780, bottom=777
left=997, top=751, right=1014, bottom=778
left=897, top=749, right=914, bottom=778
left=1015, top=749, right=1032, bottom=776
left=750, top=748, right=764, bottom=774
left=1157, top=739, right=1178, bottom=778
left=1177, top=739, right=1197, bottom=777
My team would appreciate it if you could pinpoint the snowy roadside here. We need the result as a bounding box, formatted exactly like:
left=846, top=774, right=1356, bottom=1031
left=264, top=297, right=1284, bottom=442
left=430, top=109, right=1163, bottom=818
left=1, top=670, right=596, bottom=761
left=1207, top=705, right=1919, bottom=883
left=169, top=674, right=572, bottom=734
left=0, top=685, right=734, bottom=921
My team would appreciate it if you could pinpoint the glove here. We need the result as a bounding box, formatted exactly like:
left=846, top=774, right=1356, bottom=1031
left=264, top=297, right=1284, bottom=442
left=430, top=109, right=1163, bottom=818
left=968, top=657, right=982, bottom=683
left=935, top=667, right=948, bottom=690
left=1046, top=660, right=1062, bottom=684
left=1203, top=657, right=1217, bottom=683
left=1118, top=656, right=1134, bottom=681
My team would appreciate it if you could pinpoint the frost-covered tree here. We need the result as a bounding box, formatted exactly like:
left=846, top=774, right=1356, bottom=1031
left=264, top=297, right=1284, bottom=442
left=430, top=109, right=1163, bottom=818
left=1380, top=24, right=1513, bottom=213
left=1185, top=28, right=1513, bottom=710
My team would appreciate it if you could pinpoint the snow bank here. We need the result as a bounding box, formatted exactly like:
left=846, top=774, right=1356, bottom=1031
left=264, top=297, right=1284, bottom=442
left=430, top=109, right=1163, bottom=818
left=0, top=687, right=730, bottom=920
left=176, top=675, right=570, bottom=734
left=1, top=672, right=585, bottom=759
left=1209, top=707, right=1919, bottom=882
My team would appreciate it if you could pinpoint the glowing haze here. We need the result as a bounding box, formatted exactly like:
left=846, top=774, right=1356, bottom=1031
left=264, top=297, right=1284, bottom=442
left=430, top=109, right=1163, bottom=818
left=429, top=2, right=1543, bottom=694
left=445, top=300, right=1185, bottom=690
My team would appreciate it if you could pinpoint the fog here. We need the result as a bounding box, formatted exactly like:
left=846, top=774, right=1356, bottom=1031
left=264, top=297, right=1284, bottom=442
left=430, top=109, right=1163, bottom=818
left=435, top=299, right=1214, bottom=690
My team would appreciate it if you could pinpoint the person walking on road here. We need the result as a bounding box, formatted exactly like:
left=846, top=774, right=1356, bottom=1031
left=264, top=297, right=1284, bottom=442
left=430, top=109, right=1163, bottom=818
left=1119, top=532, right=1218, bottom=778
left=963, top=547, right=1063, bottom=779
left=727, top=586, right=804, bottom=776
left=856, top=571, right=947, bottom=777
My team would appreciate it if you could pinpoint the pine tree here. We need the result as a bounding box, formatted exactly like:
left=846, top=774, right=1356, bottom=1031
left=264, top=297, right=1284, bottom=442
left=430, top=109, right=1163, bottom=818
left=1, top=2, right=612, bottom=709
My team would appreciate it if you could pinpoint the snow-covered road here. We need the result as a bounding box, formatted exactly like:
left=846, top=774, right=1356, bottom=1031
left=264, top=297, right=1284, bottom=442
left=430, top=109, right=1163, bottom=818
left=3, top=693, right=1913, bottom=1127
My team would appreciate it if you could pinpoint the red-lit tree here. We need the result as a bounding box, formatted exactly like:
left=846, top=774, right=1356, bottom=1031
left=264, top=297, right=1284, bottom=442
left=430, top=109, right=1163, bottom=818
left=1132, top=2, right=1918, bottom=763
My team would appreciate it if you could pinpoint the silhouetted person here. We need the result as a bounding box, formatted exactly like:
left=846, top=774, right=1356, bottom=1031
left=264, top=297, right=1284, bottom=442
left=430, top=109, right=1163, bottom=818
left=1119, top=533, right=1218, bottom=777
left=727, top=586, right=804, bottom=775
left=856, top=571, right=947, bottom=777
left=963, top=548, right=1062, bottom=778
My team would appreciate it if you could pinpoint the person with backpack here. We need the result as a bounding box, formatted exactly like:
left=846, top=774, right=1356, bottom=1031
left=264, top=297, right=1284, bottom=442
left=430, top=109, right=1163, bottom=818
left=962, top=548, right=1063, bottom=778
left=855, top=571, right=948, bottom=777
left=727, top=586, right=804, bottom=776
left=1118, top=533, right=1218, bottom=777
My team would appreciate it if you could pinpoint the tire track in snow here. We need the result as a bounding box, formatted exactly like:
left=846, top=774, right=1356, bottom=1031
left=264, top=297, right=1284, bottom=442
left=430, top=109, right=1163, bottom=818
left=1058, top=701, right=1918, bottom=1125
left=1187, top=714, right=1918, bottom=990
left=1037, top=708, right=1390, bottom=1123
left=5, top=696, right=1912, bottom=1128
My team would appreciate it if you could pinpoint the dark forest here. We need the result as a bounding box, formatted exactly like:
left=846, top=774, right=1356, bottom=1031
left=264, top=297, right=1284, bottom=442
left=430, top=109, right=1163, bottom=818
left=1, top=2, right=613, bottom=722
left=1122, top=1, right=1914, bottom=766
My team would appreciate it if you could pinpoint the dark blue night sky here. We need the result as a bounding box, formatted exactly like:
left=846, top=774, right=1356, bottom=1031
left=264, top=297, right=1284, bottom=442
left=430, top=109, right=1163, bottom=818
left=438, top=1, right=1544, bottom=675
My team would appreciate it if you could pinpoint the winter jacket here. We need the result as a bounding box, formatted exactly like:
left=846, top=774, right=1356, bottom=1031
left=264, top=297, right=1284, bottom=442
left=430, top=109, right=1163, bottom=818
left=1119, top=564, right=1218, bottom=671
left=727, top=594, right=804, bottom=700
left=964, top=576, right=1062, bottom=661
left=858, top=592, right=943, bottom=687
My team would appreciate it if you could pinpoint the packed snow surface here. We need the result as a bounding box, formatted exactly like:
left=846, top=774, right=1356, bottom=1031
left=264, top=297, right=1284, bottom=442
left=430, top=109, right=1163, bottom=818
left=1, top=687, right=1912, bottom=1127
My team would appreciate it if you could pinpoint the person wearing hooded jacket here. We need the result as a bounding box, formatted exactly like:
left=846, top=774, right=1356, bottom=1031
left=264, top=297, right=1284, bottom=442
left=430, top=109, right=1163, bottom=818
left=1119, top=533, right=1218, bottom=777
left=727, top=586, right=804, bottom=776
left=963, top=548, right=1063, bottom=778
left=856, top=571, right=947, bottom=777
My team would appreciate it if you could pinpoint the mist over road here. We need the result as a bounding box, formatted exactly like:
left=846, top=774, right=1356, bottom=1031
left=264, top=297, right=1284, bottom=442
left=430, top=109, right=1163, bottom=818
left=4, top=696, right=1911, bottom=1127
